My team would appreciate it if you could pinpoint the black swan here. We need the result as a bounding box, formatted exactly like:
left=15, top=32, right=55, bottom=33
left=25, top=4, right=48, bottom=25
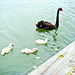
left=36, top=8, right=63, bottom=30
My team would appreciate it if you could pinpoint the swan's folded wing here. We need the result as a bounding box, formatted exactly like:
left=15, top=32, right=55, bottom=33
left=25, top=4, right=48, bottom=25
left=35, top=40, right=44, bottom=43
left=5, top=47, right=10, bottom=53
left=2, top=47, right=8, bottom=52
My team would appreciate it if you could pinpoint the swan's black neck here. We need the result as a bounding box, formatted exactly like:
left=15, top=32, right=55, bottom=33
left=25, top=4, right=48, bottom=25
left=55, top=9, right=60, bottom=28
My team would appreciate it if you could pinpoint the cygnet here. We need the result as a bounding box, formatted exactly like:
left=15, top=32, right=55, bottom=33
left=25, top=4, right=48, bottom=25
left=1, top=43, right=14, bottom=55
left=21, top=48, right=38, bottom=54
left=35, top=38, right=49, bottom=44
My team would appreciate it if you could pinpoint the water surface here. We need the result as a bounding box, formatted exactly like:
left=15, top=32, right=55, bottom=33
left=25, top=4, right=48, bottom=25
left=0, top=0, right=75, bottom=75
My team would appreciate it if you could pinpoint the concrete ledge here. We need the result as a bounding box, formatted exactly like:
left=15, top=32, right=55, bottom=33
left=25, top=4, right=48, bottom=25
left=28, top=41, right=75, bottom=75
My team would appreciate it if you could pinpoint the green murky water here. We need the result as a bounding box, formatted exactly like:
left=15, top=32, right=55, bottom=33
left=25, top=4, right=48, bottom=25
left=0, top=0, right=75, bottom=75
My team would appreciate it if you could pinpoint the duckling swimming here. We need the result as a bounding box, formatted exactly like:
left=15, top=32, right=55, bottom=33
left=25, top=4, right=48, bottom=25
left=35, top=38, right=49, bottom=44
left=21, top=48, right=38, bottom=54
left=1, top=43, right=14, bottom=55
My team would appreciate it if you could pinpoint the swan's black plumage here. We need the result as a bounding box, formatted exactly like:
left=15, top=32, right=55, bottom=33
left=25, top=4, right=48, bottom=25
left=36, top=8, right=63, bottom=30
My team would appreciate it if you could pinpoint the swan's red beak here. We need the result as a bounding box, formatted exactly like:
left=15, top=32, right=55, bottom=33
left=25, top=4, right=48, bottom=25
left=62, top=9, right=63, bottom=11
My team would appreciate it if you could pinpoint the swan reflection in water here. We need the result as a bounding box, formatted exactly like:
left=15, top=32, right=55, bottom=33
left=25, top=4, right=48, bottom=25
left=36, top=28, right=60, bottom=49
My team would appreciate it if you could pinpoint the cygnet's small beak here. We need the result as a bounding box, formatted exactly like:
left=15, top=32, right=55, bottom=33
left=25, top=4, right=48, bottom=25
left=12, top=45, right=14, bottom=47
left=23, top=52, right=25, bottom=54
left=48, top=40, right=49, bottom=41
left=36, top=50, right=38, bottom=52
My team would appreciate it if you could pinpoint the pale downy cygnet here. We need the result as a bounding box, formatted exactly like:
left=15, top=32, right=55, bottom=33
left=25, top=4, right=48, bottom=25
left=35, top=38, right=49, bottom=44
left=1, top=43, right=14, bottom=55
left=21, top=48, right=38, bottom=54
